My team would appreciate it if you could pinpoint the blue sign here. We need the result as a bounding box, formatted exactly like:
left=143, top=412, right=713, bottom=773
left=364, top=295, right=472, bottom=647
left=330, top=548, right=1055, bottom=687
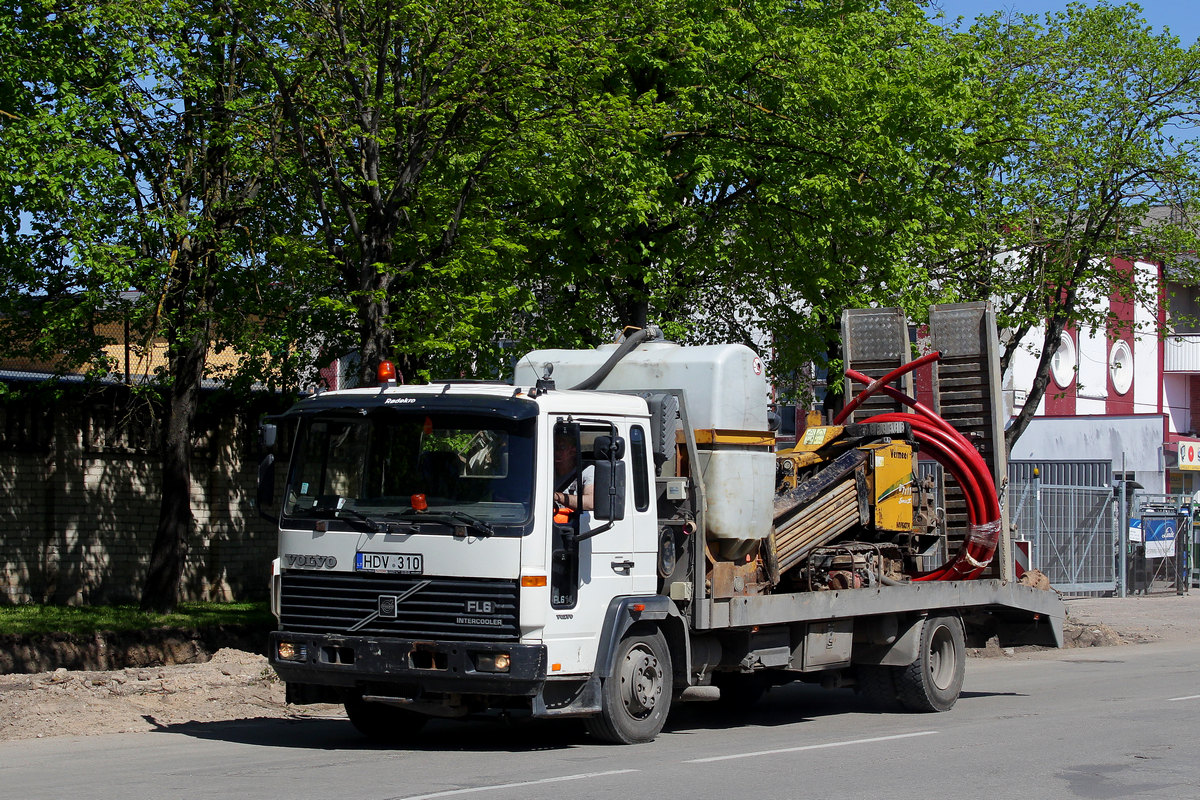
left=1141, top=516, right=1177, bottom=559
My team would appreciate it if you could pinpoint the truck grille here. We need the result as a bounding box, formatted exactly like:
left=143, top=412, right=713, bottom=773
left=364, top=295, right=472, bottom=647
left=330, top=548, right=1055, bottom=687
left=280, top=572, right=520, bottom=642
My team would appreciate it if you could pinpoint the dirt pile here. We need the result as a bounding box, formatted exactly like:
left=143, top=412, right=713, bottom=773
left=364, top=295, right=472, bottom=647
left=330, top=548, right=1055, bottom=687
left=1061, top=620, right=1124, bottom=647
left=0, top=648, right=317, bottom=742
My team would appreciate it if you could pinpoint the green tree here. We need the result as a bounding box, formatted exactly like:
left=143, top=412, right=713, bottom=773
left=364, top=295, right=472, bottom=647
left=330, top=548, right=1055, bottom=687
left=942, top=2, right=1200, bottom=452
left=507, top=0, right=994, bottom=382
left=0, top=0, right=308, bottom=610
left=251, top=0, right=611, bottom=384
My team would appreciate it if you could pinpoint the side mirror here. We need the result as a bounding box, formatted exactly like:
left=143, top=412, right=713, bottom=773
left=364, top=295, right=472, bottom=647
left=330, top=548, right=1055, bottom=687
left=593, top=434, right=625, bottom=459
left=260, top=422, right=278, bottom=450
left=592, top=435, right=627, bottom=521
left=257, top=453, right=277, bottom=523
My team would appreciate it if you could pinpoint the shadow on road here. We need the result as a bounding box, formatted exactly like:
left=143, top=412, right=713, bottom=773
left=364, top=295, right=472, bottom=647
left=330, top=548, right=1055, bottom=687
left=143, top=712, right=589, bottom=752
left=143, top=681, right=1026, bottom=752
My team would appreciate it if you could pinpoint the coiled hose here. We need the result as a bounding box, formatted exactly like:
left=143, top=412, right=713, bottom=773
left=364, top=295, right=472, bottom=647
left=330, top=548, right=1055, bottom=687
left=833, top=355, right=999, bottom=581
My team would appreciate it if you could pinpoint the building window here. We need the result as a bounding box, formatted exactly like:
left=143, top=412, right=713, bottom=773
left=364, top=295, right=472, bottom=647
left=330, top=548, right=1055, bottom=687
left=1109, top=340, right=1133, bottom=395
left=1051, top=331, right=1077, bottom=388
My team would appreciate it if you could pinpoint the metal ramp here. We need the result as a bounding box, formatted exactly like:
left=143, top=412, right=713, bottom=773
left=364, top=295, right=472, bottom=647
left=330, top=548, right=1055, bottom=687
left=840, top=307, right=913, bottom=423
left=927, top=302, right=1011, bottom=581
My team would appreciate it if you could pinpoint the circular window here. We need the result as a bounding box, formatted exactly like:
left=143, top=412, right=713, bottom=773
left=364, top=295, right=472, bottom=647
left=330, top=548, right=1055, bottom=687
left=1109, top=339, right=1133, bottom=395
left=1051, top=331, right=1076, bottom=388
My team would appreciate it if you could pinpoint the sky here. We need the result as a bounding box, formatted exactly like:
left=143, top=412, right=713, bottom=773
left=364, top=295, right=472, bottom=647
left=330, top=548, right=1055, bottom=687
left=931, top=1, right=1200, bottom=46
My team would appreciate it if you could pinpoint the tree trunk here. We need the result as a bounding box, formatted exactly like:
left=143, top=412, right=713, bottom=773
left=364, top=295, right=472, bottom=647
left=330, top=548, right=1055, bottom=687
left=1004, top=303, right=1074, bottom=455
left=141, top=291, right=211, bottom=612
left=355, top=236, right=395, bottom=386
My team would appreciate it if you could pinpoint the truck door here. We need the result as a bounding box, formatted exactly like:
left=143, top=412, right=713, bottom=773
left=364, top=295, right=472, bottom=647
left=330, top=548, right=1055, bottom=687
left=543, top=419, right=655, bottom=674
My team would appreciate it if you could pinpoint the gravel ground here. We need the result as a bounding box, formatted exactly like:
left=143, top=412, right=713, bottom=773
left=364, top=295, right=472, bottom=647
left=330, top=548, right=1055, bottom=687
left=1063, top=592, right=1200, bottom=645
left=2, top=591, right=1196, bottom=743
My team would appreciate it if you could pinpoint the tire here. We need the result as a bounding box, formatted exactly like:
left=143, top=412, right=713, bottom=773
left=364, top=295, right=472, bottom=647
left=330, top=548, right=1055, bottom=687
left=895, top=615, right=965, bottom=712
left=856, top=664, right=901, bottom=710
left=344, top=694, right=428, bottom=744
left=712, top=672, right=768, bottom=711
left=585, top=629, right=673, bottom=744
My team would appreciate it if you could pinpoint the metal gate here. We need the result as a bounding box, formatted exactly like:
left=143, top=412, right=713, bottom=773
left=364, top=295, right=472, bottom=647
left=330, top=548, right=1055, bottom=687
left=1009, top=480, right=1116, bottom=594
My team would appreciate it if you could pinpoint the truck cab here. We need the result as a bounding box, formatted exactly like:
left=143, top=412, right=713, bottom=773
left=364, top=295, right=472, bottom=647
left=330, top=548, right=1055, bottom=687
left=264, top=379, right=674, bottom=742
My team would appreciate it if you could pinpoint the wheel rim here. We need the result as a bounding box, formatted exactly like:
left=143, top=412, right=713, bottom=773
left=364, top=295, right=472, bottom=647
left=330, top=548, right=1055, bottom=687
left=928, top=624, right=957, bottom=691
left=619, top=643, right=664, bottom=719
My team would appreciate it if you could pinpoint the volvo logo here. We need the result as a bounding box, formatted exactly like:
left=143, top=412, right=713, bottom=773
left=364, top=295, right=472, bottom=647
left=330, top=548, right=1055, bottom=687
left=284, top=553, right=337, bottom=569
left=348, top=580, right=432, bottom=632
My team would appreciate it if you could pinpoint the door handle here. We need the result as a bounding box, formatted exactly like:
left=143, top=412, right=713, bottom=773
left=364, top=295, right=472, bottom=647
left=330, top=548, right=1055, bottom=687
left=611, top=559, right=635, bottom=573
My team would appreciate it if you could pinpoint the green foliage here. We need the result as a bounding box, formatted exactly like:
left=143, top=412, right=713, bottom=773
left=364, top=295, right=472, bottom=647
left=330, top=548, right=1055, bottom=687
left=5, top=0, right=1199, bottom=445
left=935, top=2, right=1200, bottom=449
left=0, top=602, right=272, bottom=636
left=500, top=0, right=996, bottom=387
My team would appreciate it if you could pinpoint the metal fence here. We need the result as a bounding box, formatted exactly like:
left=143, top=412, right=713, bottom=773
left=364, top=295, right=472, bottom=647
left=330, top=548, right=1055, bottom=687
left=1009, top=480, right=1116, bottom=594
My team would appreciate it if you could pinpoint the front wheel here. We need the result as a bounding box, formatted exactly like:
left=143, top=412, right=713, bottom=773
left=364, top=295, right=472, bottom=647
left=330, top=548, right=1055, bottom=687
left=895, top=614, right=965, bottom=712
left=585, top=629, right=673, bottom=744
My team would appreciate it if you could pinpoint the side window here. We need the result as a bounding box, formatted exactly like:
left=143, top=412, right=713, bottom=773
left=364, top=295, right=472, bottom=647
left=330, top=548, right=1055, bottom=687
left=630, top=425, right=650, bottom=512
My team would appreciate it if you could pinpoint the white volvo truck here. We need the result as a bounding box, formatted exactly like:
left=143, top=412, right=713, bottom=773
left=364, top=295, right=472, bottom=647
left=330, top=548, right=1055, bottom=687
left=258, top=320, right=1063, bottom=744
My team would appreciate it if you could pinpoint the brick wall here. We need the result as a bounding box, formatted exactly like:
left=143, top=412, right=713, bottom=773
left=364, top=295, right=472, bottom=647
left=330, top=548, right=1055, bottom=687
left=0, top=385, right=290, bottom=605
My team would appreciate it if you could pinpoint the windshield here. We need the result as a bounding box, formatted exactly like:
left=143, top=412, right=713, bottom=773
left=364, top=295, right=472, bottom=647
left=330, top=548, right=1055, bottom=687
left=283, top=410, right=535, bottom=533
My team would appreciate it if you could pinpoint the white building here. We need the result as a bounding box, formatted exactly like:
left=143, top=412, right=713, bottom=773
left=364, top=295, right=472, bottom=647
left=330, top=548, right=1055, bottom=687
left=1006, top=256, right=1200, bottom=495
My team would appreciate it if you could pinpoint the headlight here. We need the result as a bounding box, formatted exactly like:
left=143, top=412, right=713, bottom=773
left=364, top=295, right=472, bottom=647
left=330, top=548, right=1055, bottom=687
left=474, top=652, right=511, bottom=673
left=277, top=641, right=308, bottom=662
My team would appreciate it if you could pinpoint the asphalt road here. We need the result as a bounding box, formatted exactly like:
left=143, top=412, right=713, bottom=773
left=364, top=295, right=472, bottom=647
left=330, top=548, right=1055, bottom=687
left=3, top=640, right=1199, bottom=800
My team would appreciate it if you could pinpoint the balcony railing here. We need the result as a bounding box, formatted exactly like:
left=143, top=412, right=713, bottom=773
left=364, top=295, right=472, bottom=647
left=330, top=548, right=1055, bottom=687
left=1164, top=334, right=1200, bottom=372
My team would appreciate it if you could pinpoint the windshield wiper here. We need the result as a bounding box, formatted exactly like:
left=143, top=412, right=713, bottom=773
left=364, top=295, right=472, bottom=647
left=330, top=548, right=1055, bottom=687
left=334, top=507, right=388, bottom=532
left=308, top=503, right=410, bottom=534
left=397, top=509, right=496, bottom=537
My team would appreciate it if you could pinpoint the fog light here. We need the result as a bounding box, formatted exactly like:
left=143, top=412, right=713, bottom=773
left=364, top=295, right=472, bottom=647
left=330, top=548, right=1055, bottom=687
left=475, top=652, right=511, bottom=673
left=277, top=641, right=307, bottom=662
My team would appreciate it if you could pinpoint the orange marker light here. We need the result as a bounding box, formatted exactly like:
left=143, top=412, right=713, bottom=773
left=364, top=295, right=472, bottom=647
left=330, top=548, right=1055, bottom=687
left=521, top=575, right=547, bottom=587
left=411, top=494, right=428, bottom=511
left=377, top=360, right=397, bottom=384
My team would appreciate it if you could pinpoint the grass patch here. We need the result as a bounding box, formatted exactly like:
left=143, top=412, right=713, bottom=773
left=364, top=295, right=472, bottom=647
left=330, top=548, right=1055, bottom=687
left=0, top=602, right=274, bottom=636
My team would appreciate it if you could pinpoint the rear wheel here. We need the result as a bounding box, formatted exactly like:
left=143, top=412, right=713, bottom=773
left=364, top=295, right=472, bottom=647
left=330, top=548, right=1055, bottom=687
left=895, top=615, right=965, bottom=712
left=344, top=694, right=428, bottom=743
left=585, top=629, right=672, bottom=744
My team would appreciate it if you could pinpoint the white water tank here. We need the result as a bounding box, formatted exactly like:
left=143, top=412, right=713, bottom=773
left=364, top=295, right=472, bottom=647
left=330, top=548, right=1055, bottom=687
left=516, top=341, right=774, bottom=557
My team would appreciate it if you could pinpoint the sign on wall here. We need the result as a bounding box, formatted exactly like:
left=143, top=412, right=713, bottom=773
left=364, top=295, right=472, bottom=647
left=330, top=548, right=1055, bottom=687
left=1139, top=514, right=1178, bottom=559
left=1178, top=441, right=1200, bottom=471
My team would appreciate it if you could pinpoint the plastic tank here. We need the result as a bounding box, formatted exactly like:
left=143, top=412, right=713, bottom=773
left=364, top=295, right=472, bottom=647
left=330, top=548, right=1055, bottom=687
left=515, top=341, right=774, bottom=557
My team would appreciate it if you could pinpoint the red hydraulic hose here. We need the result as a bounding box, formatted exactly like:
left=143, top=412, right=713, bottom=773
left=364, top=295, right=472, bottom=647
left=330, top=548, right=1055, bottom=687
left=839, top=359, right=1000, bottom=581
left=845, top=368, right=995, bottom=496
left=832, top=351, right=942, bottom=426
left=845, top=367, right=958, bottom=439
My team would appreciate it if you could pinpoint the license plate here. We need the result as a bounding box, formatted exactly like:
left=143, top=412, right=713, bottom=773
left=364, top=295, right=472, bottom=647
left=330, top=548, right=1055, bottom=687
left=355, top=552, right=424, bottom=574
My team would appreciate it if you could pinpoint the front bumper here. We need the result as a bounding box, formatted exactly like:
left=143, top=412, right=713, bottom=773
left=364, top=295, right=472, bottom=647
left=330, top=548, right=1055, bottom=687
left=268, top=631, right=547, bottom=697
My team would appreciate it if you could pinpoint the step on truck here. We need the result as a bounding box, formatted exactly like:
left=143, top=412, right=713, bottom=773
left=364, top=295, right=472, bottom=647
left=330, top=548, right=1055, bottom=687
left=258, top=305, right=1063, bottom=744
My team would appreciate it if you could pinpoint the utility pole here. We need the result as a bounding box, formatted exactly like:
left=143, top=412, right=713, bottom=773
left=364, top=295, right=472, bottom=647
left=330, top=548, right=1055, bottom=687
left=1118, top=454, right=1128, bottom=598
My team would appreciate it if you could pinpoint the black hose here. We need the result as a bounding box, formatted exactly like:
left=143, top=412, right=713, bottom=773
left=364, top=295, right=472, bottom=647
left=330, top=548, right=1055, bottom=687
left=568, top=325, right=661, bottom=390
